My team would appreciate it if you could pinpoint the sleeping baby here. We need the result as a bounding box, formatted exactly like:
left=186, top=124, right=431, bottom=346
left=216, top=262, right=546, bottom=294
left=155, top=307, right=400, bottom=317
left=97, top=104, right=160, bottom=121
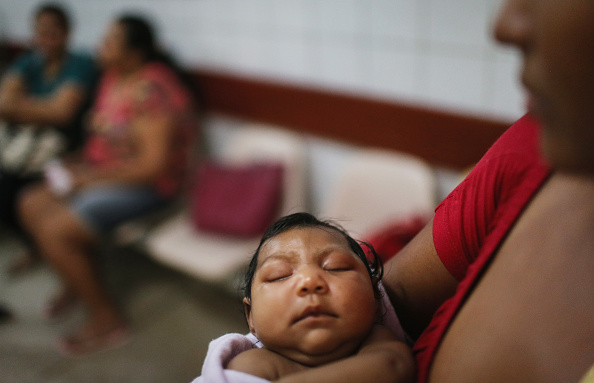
left=194, top=212, right=414, bottom=383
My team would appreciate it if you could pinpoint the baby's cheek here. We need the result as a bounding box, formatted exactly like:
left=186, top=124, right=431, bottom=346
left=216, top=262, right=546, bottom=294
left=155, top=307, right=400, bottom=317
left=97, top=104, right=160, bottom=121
left=350, top=288, right=379, bottom=322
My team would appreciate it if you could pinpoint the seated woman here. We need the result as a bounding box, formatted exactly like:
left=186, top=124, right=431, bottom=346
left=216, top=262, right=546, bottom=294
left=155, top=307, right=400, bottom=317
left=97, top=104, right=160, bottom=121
left=195, top=212, right=414, bottom=383
left=0, top=3, right=96, bottom=242
left=382, top=0, right=594, bottom=381
left=17, top=14, right=197, bottom=357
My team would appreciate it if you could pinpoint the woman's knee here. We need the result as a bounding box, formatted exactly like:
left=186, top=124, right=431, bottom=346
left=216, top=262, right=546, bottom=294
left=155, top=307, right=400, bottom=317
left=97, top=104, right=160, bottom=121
left=37, top=209, right=96, bottom=253
left=17, top=183, right=50, bottom=223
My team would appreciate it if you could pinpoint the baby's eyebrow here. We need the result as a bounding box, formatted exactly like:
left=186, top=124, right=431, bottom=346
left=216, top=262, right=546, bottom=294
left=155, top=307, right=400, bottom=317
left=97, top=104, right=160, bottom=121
left=258, top=245, right=354, bottom=269
left=258, top=252, right=298, bottom=268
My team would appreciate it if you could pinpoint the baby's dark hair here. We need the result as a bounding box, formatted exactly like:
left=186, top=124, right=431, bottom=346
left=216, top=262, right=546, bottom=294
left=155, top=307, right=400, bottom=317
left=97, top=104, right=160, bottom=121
left=243, top=212, right=383, bottom=301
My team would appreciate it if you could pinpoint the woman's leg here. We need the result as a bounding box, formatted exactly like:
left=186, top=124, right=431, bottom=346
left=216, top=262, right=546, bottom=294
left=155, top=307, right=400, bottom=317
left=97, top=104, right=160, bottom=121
left=18, top=184, right=76, bottom=305
left=18, top=185, right=127, bottom=348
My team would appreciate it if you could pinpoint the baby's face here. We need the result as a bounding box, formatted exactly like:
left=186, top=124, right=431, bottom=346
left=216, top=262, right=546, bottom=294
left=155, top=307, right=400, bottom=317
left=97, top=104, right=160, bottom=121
left=245, top=227, right=377, bottom=366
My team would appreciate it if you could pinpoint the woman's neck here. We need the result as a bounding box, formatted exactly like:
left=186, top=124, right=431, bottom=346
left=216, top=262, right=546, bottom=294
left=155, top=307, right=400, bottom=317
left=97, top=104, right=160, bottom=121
left=534, top=172, right=594, bottom=243
left=114, top=57, right=147, bottom=79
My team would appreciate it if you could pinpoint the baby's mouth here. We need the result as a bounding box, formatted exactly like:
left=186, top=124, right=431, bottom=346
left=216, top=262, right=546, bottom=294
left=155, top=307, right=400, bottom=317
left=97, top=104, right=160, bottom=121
left=294, top=306, right=336, bottom=323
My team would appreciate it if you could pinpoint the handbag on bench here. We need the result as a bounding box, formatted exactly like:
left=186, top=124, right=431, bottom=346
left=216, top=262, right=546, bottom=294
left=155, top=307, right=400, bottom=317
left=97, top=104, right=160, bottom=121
left=190, top=160, right=284, bottom=237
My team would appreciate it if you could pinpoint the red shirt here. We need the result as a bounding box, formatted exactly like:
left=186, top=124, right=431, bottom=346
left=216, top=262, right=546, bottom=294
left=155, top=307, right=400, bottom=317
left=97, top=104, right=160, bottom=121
left=415, top=114, right=552, bottom=382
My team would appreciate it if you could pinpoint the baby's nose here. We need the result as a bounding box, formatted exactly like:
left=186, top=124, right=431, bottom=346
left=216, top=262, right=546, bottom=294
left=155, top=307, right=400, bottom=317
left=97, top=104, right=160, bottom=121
left=297, top=269, right=329, bottom=296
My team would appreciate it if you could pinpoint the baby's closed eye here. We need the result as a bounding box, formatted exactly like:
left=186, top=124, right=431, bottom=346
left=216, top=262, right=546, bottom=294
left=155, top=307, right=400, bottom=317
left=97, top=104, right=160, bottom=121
left=323, top=253, right=358, bottom=272
left=324, top=263, right=352, bottom=272
left=260, top=263, right=293, bottom=282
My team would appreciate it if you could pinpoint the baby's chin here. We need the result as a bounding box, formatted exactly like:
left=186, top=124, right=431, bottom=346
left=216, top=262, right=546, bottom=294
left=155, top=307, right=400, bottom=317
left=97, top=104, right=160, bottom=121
left=273, top=333, right=364, bottom=367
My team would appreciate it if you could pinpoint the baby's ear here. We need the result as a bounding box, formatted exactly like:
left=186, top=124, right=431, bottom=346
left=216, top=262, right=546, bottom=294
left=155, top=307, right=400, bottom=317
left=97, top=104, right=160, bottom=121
left=243, top=297, right=256, bottom=335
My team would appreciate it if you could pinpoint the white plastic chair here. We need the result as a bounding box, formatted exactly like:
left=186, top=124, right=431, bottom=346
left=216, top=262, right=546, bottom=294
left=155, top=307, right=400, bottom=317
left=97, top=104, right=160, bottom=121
left=145, top=123, right=307, bottom=285
left=319, top=148, right=436, bottom=239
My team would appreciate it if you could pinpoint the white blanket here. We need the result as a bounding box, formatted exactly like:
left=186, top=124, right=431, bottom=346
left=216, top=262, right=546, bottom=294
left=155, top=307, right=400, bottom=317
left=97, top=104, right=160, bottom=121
left=191, top=333, right=268, bottom=383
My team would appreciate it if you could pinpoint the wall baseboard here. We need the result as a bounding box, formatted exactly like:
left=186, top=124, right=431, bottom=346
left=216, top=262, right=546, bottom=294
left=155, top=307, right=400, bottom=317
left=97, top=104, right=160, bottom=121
left=195, top=70, right=511, bottom=169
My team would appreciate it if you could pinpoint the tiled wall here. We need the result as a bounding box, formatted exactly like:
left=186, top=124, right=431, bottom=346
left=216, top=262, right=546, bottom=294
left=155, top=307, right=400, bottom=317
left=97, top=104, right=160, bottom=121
left=0, top=0, right=525, bottom=121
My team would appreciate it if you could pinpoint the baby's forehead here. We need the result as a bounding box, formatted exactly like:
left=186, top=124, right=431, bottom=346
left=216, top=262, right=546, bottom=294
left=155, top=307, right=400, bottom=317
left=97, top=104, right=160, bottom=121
left=263, top=226, right=349, bottom=248
left=258, top=226, right=353, bottom=262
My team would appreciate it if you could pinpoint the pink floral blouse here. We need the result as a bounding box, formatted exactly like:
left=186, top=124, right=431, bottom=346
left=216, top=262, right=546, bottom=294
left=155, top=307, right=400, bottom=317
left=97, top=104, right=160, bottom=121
left=84, top=62, right=196, bottom=198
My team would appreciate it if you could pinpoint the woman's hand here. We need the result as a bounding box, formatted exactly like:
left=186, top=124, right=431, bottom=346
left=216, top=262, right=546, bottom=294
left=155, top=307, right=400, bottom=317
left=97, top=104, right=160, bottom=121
left=69, top=166, right=94, bottom=191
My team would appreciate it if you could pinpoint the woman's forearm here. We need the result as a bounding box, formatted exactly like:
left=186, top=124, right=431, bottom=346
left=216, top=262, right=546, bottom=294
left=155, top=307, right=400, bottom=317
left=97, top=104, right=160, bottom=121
left=274, top=343, right=414, bottom=383
left=0, top=75, right=24, bottom=119
left=7, top=87, right=84, bottom=126
left=275, top=325, right=414, bottom=383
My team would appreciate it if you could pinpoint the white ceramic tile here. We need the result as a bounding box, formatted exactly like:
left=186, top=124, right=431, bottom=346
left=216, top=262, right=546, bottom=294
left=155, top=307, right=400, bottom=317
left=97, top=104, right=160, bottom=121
left=225, top=0, right=269, bottom=33
left=264, top=36, right=311, bottom=84
left=370, top=0, right=417, bottom=41
left=192, top=33, right=238, bottom=72
left=305, top=0, right=361, bottom=38
left=309, top=38, right=363, bottom=93
left=70, top=9, right=110, bottom=51
left=488, top=47, right=526, bottom=119
left=190, top=0, right=230, bottom=23
left=272, top=1, right=309, bottom=32
left=105, top=0, right=157, bottom=20
left=0, top=0, right=40, bottom=41
left=368, top=47, right=418, bottom=101
left=181, top=37, right=210, bottom=68
left=197, top=13, right=228, bottom=37
left=225, top=33, right=276, bottom=78
left=427, top=0, right=492, bottom=48
left=425, top=52, right=487, bottom=113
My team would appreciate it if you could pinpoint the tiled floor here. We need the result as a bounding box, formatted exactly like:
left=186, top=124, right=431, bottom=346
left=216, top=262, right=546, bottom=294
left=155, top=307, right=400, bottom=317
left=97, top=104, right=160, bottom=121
left=0, top=230, right=248, bottom=383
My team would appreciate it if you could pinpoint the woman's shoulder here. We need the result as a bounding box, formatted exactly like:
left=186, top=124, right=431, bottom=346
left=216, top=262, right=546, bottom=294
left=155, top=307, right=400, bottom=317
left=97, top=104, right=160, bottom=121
left=139, top=61, right=194, bottom=109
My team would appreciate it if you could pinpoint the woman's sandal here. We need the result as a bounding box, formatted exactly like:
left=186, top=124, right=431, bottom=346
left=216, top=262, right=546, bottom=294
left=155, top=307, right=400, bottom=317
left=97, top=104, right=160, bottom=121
left=58, top=325, right=131, bottom=358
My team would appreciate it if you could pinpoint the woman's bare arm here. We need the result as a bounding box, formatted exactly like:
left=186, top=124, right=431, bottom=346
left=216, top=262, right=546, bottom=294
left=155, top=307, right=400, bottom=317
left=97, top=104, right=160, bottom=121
left=8, top=85, right=86, bottom=126
left=0, top=74, right=85, bottom=126
left=72, top=112, right=175, bottom=189
left=275, top=325, right=415, bottom=383
left=382, top=218, right=459, bottom=340
left=227, top=348, right=307, bottom=381
left=0, top=74, right=25, bottom=118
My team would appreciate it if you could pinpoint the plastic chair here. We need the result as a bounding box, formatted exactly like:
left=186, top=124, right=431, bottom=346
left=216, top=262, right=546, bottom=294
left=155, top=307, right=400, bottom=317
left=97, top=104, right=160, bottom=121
left=319, top=147, right=436, bottom=239
left=144, top=123, right=307, bottom=286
